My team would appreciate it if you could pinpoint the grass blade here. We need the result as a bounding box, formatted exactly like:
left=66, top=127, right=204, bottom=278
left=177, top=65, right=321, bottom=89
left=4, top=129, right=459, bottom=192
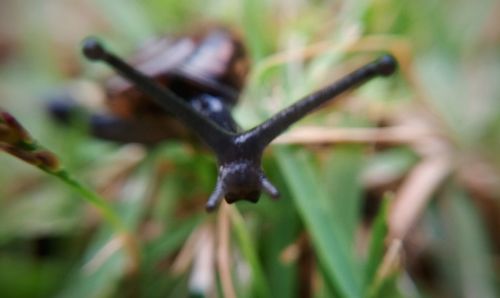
left=229, top=205, right=272, bottom=298
left=364, top=194, right=390, bottom=296
left=275, top=146, right=361, bottom=298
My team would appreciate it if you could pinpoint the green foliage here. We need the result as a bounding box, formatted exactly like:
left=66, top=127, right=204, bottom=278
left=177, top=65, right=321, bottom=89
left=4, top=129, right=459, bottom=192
left=0, top=0, right=499, bottom=297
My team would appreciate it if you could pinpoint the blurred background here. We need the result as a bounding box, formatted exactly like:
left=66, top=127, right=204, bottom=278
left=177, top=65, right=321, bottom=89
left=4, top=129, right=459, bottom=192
left=0, top=0, right=499, bottom=297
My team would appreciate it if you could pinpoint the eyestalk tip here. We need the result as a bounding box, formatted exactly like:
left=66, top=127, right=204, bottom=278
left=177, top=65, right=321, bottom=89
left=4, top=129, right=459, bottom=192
left=205, top=201, right=218, bottom=212
left=375, top=54, right=398, bottom=76
left=205, top=183, right=224, bottom=212
left=82, top=37, right=107, bottom=61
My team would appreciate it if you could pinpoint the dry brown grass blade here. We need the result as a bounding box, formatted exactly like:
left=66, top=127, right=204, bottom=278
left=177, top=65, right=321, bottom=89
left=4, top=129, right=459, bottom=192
left=280, top=239, right=301, bottom=265
left=81, top=232, right=140, bottom=275
left=376, top=239, right=403, bottom=281
left=92, top=144, right=146, bottom=194
left=250, top=33, right=361, bottom=81
left=171, top=222, right=217, bottom=295
left=251, top=34, right=411, bottom=83
left=189, top=224, right=216, bottom=296
left=121, top=232, right=141, bottom=275
left=83, top=235, right=124, bottom=274
left=171, top=224, right=204, bottom=275
left=273, top=125, right=432, bottom=145
left=217, top=202, right=236, bottom=298
left=389, top=155, right=452, bottom=240
left=280, top=232, right=307, bottom=264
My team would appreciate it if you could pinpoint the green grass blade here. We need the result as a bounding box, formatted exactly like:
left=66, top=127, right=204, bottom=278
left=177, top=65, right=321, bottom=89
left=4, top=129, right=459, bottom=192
left=50, top=169, right=127, bottom=233
left=323, top=145, right=365, bottom=247
left=229, top=205, right=272, bottom=298
left=364, top=195, right=390, bottom=296
left=275, top=146, right=361, bottom=298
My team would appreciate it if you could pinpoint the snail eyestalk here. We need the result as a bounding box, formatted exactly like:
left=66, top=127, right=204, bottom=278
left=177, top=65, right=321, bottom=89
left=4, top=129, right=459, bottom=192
left=243, top=54, right=398, bottom=148
left=206, top=178, right=226, bottom=212
left=81, top=37, right=234, bottom=152
left=82, top=37, right=108, bottom=61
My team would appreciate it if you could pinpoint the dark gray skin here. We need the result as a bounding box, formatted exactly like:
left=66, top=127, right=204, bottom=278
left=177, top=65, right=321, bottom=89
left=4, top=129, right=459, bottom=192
left=82, top=38, right=397, bottom=211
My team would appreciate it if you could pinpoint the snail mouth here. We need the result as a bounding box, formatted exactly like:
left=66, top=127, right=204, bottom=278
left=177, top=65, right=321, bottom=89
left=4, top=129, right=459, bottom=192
left=225, top=190, right=261, bottom=204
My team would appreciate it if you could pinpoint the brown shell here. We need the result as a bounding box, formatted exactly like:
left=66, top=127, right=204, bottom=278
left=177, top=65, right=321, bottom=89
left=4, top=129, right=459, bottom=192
left=104, top=27, right=250, bottom=120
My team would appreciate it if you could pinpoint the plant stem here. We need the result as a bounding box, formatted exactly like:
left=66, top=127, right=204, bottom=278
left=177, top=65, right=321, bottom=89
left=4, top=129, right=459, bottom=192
left=50, top=169, right=126, bottom=232
left=45, top=168, right=140, bottom=273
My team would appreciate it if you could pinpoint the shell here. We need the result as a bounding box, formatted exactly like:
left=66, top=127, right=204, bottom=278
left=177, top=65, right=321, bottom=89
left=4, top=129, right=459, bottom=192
left=104, top=27, right=249, bottom=120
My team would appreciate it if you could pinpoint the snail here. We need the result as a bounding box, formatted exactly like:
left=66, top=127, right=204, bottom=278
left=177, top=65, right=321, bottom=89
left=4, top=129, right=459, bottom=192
left=55, top=26, right=398, bottom=211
